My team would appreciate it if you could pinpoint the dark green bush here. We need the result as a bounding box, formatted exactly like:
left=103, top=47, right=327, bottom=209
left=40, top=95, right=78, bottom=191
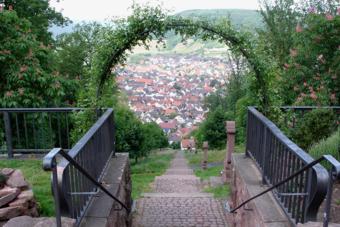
left=290, top=109, right=336, bottom=150
left=309, top=128, right=339, bottom=169
left=0, top=173, right=6, bottom=188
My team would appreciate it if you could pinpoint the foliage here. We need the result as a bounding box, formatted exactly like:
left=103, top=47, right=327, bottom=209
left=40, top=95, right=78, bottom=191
left=115, top=106, right=144, bottom=162
left=2, top=0, right=69, bottom=44
left=281, top=13, right=340, bottom=105
left=199, top=106, right=230, bottom=149
left=141, top=122, right=168, bottom=155
left=0, top=159, right=54, bottom=216
left=170, top=142, right=180, bottom=149
left=0, top=10, right=75, bottom=107
left=290, top=109, right=337, bottom=150
left=309, top=127, right=340, bottom=164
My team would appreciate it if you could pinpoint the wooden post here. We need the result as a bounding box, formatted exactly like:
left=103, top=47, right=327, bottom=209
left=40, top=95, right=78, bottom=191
left=223, top=121, right=236, bottom=182
left=202, top=141, right=208, bottom=170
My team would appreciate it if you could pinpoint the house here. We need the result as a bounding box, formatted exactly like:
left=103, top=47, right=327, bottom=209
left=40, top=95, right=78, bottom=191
left=159, top=121, right=177, bottom=135
left=181, top=138, right=196, bottom=151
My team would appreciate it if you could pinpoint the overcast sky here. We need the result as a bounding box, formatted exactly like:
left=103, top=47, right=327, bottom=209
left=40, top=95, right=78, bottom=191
left=50, top=0, right=260, bottom=22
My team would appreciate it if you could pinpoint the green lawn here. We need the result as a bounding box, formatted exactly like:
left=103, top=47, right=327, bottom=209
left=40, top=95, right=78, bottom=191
left=204, top=184, right=230, bottom=198
left=0, top=150, right=175, bottom=216
left=0, top=159, right=54, bottom=216
left=185, top=145, right=245, bottom=165
left=130, top=150, right=174, bottom=199
left=194, top=166, right=223, bottom=180
left=184, top=148, right=232, bottom=199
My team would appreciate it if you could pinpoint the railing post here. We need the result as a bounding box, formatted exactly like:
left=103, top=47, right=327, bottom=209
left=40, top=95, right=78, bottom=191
left=3, top=112, right=13, bottom=159
left=202, top=141, right=208, bottom=170
left=245, top=109, right=250, bottom=157
left=43, top=148, right=62, bottom=227
left=261, top=126, right=267, bottom=184
left=223, top=121, right=235, bottom=183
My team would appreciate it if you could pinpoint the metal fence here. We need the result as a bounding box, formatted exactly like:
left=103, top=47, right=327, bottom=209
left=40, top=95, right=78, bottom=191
left=0, top=108, right=88, bottom=158
left=246, top=107, right=330, bottom=224
left=43, top=108, right=121, bottom=226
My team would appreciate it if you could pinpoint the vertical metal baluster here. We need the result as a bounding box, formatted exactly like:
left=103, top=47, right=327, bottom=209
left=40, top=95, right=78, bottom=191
left=33, top=114, right=37, bottom=150
left=49, top=114, right=53, bottom=146
left=66, top=113, right=70, bottom=149
left=286, top=152, right=293, bottom=213
left=3, top=112, right=13, bottom=159
left=282, top=147, right=289, bottom=205
left=269, top=136, right=274, bottom=184
left=300, top=170, right=308, bottom=223
left=57, top=114, right=62, bottom=148
left=23, top=113, right=28, bottom=149
left=285, top=149, right=291, bottom=206
left=273, top=138, right=280, bottom=186
left=15, top=113, right=21, bottom=148
left=278, top=144, right=285, bottom=199
left=40, top=113, right=45, bottom=151
left=291, top=157, right=298, bottom=221
left=297, top=166, right=305, bottom=223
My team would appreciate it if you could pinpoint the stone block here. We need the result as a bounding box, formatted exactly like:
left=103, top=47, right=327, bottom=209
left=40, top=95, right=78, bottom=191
left=0, top=206, right=23, bottom=220
left=17, top=190, right=34, bottom=201
left=6, top=170, right=29, bottom=189
left=0, top=188, right=20, bottom=207
left=1, top=169, right=14, bottom=177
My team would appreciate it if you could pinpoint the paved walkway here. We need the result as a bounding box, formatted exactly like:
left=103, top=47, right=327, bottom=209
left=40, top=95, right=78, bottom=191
left=133, top=151, right=228, bottom=227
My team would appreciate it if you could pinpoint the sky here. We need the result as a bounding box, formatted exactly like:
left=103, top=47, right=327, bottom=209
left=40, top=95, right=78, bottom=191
left=50, top=0, right=260, bottom=22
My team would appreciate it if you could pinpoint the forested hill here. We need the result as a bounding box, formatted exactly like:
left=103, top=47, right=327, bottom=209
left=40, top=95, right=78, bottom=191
left=176, top=9, right=263, bottom=29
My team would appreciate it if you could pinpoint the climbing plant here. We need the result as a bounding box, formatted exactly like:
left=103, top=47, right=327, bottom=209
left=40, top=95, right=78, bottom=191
left=91, top=4, right=272, bottom=113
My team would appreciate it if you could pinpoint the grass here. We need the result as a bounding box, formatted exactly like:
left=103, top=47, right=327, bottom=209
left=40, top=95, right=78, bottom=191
left=0, top=159, right=54, bottom=216
left=194, top=166, right=223, bottom=180
left=185, top=145, right=245, bottom=166
left=130, top=150, right=174, bottom=199
left=203, top=184, right=230, bottom=198
left=336, top=199, right=340, bottom=206
left=309, top=128, right=339, bottom=162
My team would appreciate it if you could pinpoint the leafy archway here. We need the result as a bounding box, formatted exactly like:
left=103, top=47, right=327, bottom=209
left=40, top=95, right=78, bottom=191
left=94, top=5, right=270, bottom=112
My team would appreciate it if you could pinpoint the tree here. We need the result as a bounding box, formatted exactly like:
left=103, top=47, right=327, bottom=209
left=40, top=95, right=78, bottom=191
left=281, top=12, right=340, bottom=105
left=115, top=106, right=144, bottom=163
left=0, top=10, right=72, bottom=107
left=201, top=106, right=229, bottom=149
left=141, top=122, right=168, bottom=155
left=1, top=0, right=69, bottom=44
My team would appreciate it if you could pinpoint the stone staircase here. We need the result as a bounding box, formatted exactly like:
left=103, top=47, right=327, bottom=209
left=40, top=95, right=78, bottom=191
left=133, top=151, right=227, bottom=227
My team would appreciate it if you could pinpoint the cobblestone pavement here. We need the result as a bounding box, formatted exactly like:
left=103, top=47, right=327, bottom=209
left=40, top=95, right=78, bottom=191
left=133, top=151, right=228, bottom=227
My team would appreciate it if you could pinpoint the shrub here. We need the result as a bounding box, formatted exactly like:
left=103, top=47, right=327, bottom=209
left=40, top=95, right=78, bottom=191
left=309, top=128, right=340, bottom=165
left=290, top=109, right=336, bottom=150
left=0, top=173, right=7, bottom=189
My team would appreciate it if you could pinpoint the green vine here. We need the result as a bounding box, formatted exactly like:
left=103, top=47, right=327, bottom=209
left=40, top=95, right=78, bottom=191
left=93, top=4, right=271, bottom=113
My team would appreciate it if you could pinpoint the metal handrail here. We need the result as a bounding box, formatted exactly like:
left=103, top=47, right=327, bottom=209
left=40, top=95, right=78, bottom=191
left=43, top=148, right=130, bottom=227
left=227, top=155, right=340, bottom=227
left=42, top=108, right=126, bottom=226
left=246, top=107, right=331, bottom=224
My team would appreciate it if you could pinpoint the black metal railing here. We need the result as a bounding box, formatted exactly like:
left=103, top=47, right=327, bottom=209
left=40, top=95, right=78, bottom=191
left=0, top=108, right=86, bottom=158
left=227, top=154, right=340, bottom=227
left=246, top=107, right=333, bottom=224
left=43, top=108, right=128, bottom=226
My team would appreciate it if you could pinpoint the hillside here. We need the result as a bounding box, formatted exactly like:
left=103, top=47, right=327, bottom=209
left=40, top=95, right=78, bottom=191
left=131, top=9, right=263, bottom=55
left=176, top=9, right=263, bottom=29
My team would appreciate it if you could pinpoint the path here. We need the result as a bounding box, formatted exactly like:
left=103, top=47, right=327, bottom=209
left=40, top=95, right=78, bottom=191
left=133, top=151, right=228, bottom=227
